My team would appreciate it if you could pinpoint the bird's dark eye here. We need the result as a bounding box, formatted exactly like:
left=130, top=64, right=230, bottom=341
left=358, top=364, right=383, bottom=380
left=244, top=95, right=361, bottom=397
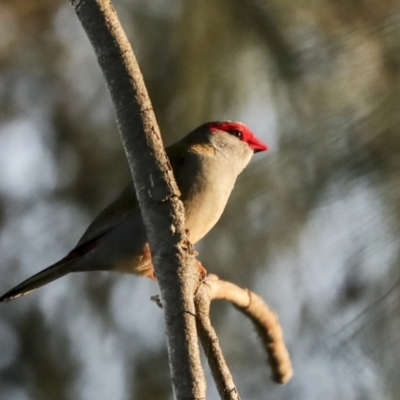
left=231, top=129, right=243, bottom=139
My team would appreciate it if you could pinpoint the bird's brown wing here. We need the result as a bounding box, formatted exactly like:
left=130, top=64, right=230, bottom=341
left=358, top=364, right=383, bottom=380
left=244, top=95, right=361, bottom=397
left=74, top=143, right=187, bottom=248
left=75, top=183, right=139, bottom=247
left=166, top=142, right=187, bottom=188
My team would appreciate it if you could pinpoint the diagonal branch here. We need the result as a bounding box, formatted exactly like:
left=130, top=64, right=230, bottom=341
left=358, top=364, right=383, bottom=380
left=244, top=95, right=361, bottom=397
left=68, top=0, right=205, bottom=398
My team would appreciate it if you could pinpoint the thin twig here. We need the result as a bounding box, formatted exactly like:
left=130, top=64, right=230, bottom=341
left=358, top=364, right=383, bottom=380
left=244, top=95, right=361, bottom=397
left=200, top=274, right=293, bottom=385
left=195, top=284, right=241, bottom=400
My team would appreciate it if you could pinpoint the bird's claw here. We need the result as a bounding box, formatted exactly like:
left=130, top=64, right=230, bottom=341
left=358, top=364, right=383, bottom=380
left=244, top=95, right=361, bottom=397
left=196, top=261, right=208, bottom=280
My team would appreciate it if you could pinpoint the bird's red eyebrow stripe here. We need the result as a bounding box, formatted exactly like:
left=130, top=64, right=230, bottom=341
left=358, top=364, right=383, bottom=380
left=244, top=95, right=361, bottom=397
left=209, top=121, right=247, bottom=133
left=208, top=121, right=268, bottom=152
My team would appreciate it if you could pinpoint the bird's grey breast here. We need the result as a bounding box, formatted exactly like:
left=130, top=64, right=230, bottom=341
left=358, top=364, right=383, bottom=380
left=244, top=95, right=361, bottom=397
left=178, top=150, right=237, bottom=243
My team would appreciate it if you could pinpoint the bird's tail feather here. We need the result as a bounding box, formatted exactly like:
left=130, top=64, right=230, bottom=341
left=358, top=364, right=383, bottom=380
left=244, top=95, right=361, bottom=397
left=0, top=260, right=72, bottom=302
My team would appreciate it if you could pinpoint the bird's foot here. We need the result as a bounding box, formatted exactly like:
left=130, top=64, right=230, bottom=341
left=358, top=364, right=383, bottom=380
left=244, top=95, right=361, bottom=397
left=146, top=261, right=207, bottom=280
left=196, top=260, right=208, bottom=280
left=146, top=271, right=157, bottom=280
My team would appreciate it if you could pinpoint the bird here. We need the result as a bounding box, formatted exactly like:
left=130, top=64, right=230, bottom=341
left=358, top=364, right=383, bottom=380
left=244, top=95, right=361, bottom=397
left=0, top=121, right=267, bottom=302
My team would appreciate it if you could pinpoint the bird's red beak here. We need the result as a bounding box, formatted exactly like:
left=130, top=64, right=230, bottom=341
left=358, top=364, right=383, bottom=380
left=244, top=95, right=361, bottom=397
left=249, top=136, right=268, bottom=153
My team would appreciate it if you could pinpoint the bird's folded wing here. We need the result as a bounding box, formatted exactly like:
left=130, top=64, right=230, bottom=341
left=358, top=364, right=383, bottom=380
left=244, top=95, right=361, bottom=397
left=75, top=143, right=188, bottom=249
left=75, top=183, right=139, bottom=247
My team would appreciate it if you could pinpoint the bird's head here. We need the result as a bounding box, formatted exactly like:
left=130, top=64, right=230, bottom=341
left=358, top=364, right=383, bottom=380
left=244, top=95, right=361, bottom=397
left=174, top=121, right=268, bottom=174
left=208, top=121, right=268, bottom=154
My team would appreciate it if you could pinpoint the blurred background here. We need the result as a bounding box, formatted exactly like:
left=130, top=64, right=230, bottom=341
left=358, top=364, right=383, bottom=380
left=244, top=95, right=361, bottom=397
left=0, top=0, right=400, bottom=399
